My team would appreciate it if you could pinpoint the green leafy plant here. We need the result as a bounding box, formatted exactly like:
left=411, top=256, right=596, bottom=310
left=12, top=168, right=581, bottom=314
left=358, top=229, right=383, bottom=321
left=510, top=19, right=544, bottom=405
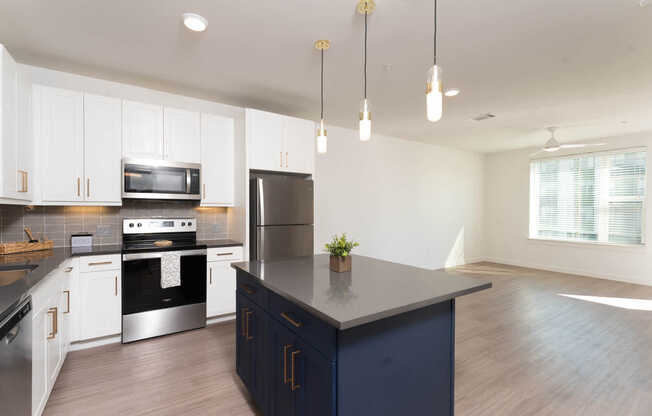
left=324, top=234, right=359, bottom=257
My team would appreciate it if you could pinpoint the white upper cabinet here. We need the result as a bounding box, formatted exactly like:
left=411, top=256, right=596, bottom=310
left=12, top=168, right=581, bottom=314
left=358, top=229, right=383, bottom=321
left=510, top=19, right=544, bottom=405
left=284, top=115, right=315, bottom=174
left=201, top=113, right=234, bottom=206
left=164, top=107, right=200, bottom=163
left=38, top=86, right=84, bottom=202
left=84, top=94, right=122, bottom=204
left=247, top=108, right=285, bottom=171
left=122, top=100, right=164, bottom=160
left=247, top=108, right=315, bottom=174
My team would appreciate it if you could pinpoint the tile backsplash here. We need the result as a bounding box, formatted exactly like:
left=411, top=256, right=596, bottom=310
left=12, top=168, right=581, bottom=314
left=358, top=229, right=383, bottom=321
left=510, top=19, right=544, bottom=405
left=0, top=200, right=230, bottom=247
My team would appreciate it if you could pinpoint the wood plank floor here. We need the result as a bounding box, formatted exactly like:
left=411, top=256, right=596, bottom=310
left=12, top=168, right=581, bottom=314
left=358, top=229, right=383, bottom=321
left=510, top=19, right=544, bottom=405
left=44, top=262, right=652, bottom=415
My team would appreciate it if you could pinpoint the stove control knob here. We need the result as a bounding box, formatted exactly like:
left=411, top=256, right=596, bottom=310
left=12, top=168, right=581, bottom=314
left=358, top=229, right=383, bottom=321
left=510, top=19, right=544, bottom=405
left=129, top=223, right=134, bottom=228
left=181, top=222, right=186, bottom=227
left=188, top=222, right=192, bottom=227
left=137, top=223, right=142, bottom=228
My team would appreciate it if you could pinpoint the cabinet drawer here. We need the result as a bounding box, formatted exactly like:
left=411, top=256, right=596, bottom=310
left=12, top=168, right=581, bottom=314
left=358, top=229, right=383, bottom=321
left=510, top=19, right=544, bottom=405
left=207, top=246, right=243, bottom=262
left=269, top=291, right=336, bottom=361
left=79, top=255, right=121, bottom=273
left=236, top=270, right=268, bottom=309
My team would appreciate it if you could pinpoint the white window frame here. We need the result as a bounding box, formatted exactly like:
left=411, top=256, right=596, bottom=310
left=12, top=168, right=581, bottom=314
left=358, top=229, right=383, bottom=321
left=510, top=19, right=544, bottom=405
left=529, top=147, right=647, bottom=247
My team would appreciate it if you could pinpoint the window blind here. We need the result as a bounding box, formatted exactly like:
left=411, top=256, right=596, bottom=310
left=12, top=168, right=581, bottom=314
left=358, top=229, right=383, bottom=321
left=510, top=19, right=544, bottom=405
left=530, top=149, right=646, bottom=245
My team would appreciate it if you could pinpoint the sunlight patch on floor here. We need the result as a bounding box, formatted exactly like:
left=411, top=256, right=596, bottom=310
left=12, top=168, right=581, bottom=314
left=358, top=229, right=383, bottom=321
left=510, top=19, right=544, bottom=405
left=559, top=294, right=652, bottom=311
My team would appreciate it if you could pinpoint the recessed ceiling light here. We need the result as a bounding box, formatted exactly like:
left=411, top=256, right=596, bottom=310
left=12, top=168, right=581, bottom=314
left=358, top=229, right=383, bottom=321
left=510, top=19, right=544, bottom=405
left=444, top=89, right=460, bottom=97
left=182, top=13, right=208, bottom=32
left=641, top=0, right=649, bottom=7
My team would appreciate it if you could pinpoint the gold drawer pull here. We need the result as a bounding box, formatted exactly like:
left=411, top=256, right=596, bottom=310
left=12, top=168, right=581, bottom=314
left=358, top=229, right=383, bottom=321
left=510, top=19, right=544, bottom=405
left=245, top=310, right=254, bottom=340
left=283, top=344, right=293, bottom=384
left=291, top=350, right=301, bottom=391
left=64, top=290, right=71, bottom=314
left=217, top=252, right=234, bottom=256
left=64, top=267, right=73, bottom=273
left=88, top=261, right=112, bottom=266
left=47, top=307, right=58, bottom=339
left=280, top=312, right=302, bottom=328
left=241, top=308, right=249, bottom=336
left=240, top=284, right=255, bottom=295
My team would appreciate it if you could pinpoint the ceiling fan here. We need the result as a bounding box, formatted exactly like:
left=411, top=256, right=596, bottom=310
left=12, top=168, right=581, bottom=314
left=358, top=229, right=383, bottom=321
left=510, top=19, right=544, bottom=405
left=530, top=127, right=605, bottom=157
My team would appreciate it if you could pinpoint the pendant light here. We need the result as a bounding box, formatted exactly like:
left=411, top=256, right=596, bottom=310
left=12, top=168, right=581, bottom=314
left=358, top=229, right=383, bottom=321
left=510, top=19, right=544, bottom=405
left=426, top=0, right=443, bottom=122
left=357, top=0, right=375, bottom=141
left=315, top=40, right=330, bottom=154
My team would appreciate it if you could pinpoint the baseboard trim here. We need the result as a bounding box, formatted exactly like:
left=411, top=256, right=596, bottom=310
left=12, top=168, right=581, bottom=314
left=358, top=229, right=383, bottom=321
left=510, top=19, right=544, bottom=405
left=483, top=256, right=652, bottom=287
left=207, top=313, right=236, bottom=325
left=70, top=334, right=121, bottom=351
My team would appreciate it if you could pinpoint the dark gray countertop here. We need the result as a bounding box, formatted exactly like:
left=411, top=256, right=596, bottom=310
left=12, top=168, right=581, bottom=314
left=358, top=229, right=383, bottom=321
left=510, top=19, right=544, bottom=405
left=232, top=254, right=492, bottom=330
left=0, top=246, right=122, bottom=322
left=198, top=239, right=243, bottom=248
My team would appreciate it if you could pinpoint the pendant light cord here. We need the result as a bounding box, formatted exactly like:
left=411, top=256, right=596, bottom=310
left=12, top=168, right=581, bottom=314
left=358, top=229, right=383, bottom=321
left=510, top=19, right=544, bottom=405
left=364, top=11, right=368, bottom=100
left=321, top=49, right=324, bottom=120
left=433, top=0, right=437, bottom=66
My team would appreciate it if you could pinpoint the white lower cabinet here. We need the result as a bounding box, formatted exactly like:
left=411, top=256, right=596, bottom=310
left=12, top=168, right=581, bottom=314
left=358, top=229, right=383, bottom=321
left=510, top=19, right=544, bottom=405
left=206, top=246, right=243, bottom=318
left=31, top=263, right=69, bottom=416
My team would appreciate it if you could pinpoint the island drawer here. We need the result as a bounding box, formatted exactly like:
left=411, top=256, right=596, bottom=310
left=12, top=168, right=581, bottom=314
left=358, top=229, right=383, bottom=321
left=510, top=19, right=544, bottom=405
left=269, top=291, right=337, bottom=360
left=236, top=271, right=268, bottom=308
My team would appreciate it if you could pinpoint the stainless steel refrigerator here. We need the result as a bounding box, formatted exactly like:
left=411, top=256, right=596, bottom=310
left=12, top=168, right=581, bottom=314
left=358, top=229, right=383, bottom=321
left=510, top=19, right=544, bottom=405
left=250, top=175, right=314, bottom=261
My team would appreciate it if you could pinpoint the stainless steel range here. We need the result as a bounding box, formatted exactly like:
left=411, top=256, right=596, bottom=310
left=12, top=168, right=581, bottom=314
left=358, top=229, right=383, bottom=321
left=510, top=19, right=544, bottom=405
left=121, top=218, right=206, bottom=343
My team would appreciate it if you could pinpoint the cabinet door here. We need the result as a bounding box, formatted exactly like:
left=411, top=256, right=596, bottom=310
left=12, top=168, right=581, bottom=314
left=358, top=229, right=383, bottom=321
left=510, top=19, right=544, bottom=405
left=268, top=318, right=297, bottom=416
left=32, top=304, right=48, bottom=415
left=283, top=116, right=315, bottom=175
left=1, top=46, right=19, bottom=199
left=61, top=270, right=72, bottom=357
left=200, top=113, right=234, bottom=206
left=164, top=107, right=200, bottom=163
left=79, top=271, right=122, bottom=340
left=207, top=261, right=237, bottom=317
left=45, top=293, right=63, bottom=388
left=247, top=109, right=285, bottom=172
left=84, top=94, right=122, bottom=204
left=16, top=69, right=33, bottom=200
left=236, top=293, right=253, bottom=390
left=122, top=100, right=163, bottom=160
left=292, top=338, right=336, bottom=416
left=39, top=86, right=84, bottom=202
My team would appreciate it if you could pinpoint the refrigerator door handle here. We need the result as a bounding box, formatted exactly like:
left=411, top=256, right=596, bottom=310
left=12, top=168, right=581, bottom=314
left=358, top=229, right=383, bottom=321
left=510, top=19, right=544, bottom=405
left=257, top=178, right=265, bottom=226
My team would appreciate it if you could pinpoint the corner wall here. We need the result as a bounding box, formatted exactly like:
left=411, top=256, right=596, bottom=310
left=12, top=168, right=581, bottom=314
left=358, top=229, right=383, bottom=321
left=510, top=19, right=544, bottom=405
left=315, top=126, right=485, bottom=270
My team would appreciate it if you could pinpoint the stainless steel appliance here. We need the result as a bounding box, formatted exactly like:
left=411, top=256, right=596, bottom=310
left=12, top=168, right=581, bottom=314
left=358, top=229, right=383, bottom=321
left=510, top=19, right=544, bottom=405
left=0, top=296, right=32, bottom=416
left=121, top=218, right=206, bottom=343
left=250, top=174, right=314, bottom=261
left=122, top=159, right=201, bottom=200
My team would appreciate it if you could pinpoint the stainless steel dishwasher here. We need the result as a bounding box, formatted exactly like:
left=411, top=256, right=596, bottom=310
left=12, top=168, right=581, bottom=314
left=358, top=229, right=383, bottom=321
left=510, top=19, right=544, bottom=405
left=0, top=296, right=32, bottom=416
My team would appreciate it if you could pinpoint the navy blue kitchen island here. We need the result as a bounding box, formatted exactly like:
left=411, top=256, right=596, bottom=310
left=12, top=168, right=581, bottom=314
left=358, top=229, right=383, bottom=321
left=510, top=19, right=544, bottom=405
left=232, top=255, right=491, bottom=416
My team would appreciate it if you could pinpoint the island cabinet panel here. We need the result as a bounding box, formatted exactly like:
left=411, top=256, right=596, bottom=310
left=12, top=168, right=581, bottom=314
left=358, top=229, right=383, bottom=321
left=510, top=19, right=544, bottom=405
left=336, top=300, right=455, bottom=416
left=236, top=293, right=267, bottom=410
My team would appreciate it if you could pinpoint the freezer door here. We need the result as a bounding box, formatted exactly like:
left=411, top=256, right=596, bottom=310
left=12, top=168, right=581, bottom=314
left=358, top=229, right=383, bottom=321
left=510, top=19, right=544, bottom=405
left=256, top=225, right=314, bottom=261
left=254, top=176, right=314, bottom=226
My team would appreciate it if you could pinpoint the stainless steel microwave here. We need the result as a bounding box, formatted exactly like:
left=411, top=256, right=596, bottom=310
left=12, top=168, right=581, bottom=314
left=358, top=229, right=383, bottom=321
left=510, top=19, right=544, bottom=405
left=122, top=159, right=201, bottom=200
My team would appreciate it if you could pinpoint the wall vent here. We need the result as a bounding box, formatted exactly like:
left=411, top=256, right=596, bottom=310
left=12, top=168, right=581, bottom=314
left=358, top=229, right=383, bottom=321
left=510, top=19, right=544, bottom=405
left=472, top=113, right=496, bottom=121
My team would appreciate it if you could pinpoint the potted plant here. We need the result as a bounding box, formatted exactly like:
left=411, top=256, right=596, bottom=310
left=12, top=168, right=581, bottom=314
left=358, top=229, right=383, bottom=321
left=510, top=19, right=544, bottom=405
left=325, top=234, right=359, bottom=272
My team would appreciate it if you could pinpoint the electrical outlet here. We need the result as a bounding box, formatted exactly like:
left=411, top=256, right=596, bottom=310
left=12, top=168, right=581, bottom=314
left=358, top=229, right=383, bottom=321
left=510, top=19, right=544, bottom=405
left=96, top=224, right=113, bottom=237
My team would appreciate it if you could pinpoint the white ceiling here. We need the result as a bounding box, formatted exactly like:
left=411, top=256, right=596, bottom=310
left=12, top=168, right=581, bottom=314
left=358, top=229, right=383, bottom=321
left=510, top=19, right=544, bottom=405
left=1, top=0, right=651, bottom=153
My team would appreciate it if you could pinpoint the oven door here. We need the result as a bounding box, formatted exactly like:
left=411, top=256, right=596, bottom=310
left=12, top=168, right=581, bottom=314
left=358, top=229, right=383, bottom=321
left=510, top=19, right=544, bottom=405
left=122, top=249, right=207, bottom=315
left=122, top=159, right=201, bottom=200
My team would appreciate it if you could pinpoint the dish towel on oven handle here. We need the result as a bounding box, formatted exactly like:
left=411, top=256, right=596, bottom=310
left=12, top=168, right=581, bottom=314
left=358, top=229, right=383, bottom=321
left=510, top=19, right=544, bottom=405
left=161, top=252, right=181, bottom=289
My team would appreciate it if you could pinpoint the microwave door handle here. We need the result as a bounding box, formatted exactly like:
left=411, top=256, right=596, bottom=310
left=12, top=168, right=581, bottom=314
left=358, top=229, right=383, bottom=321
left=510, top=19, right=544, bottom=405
left=186, top=169, right=191, bottom=193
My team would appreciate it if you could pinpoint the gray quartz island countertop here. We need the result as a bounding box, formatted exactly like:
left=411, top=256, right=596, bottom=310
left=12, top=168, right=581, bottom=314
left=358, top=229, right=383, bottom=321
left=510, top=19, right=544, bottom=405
left=232, top=254, right=492, bottom=330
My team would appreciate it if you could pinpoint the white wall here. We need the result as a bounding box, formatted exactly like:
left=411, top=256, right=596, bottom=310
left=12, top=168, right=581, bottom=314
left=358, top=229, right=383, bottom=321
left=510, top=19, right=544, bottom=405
left=485, top=131, right=652, bottom=286
left=315, top=125, right=485, bottom=270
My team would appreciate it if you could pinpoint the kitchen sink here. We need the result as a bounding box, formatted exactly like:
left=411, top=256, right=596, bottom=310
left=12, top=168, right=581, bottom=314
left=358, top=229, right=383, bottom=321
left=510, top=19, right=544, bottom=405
left=0, top=264, right=38, bottom=286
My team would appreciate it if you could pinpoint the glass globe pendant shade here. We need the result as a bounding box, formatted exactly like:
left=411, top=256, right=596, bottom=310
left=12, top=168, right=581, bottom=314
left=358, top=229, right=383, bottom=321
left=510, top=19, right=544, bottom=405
left=426, top=65, right=443, bottom=122
left=359, top=99, right=372, bottom=141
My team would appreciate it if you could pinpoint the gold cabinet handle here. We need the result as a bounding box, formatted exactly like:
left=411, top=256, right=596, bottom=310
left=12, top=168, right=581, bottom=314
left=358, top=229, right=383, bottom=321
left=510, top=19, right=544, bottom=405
left=17, top=170, right=27, bottom=192
left=77, top=177, right=80, bottom=197
left=241, top=308, right=249, bottom=336
left=286, top=152, right=288, bottom=168
left=280, top=312, right=302, bottom=328
left=25, top=171, right=28, bottom=193
left=240, top=284, right=255, bottom=295
left=64, top=266, right=73, bottom=273
left=114, top=276, right=118, bottom=296
left=245, top=310, right=254, bottom=340
left=87, top=178, right=90, bottom=198
left=291, top=350, right=301, bottom=391
left=217, top=252, right=234, bottom=257
left=47, top=307, right=58, bottom=339
left=64, top=290, right=71, bottom=314
left=209, top=267, right=212, bottom=285
left=88, top=261, right=112, bottom=266
left=203, top=183, right=206, bottom=199
left=280, top=151, right=283, bottom=167
left=283, top=344, right=293, bottom=384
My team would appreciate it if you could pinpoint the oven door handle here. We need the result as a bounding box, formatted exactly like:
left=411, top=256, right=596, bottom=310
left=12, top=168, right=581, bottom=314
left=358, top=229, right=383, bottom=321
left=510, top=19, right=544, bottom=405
left=122, top=249, right=207, bottom=261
